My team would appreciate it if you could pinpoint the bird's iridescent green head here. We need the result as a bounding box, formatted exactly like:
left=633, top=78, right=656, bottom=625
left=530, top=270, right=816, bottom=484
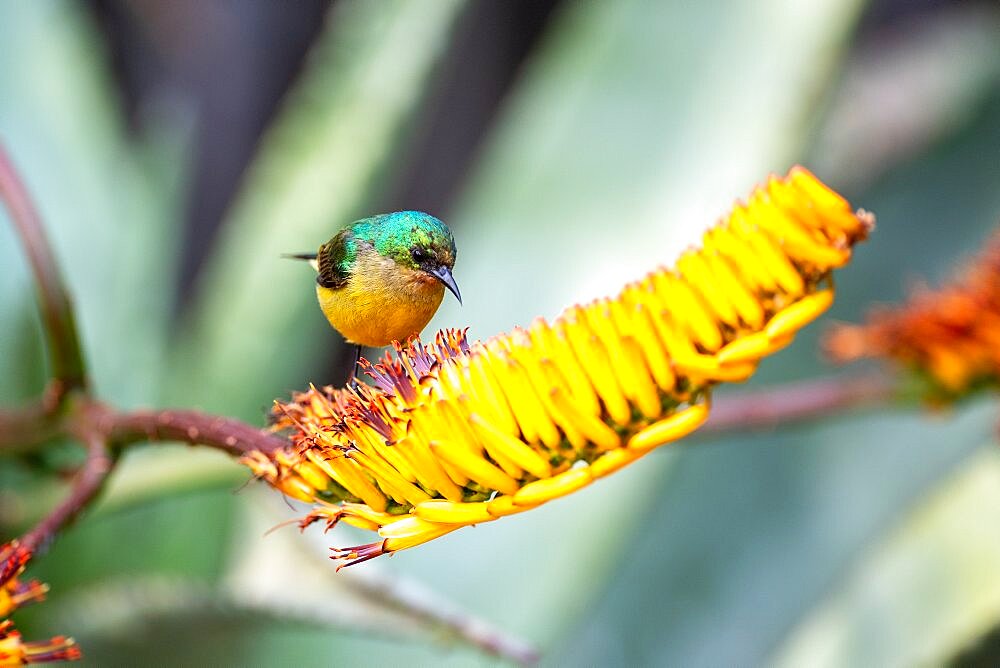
left=320, top=211, right=460, bottom=302
left=353, top=211, right=456, bottom=274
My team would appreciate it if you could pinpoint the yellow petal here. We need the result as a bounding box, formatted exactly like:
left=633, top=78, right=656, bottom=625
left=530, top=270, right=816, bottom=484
left=396, top=433, right=465, bottom=502
left=487, top=494, right=537, bottom=517
left=730, top=208, right=805, bottom=296
left=506, top=332, right=570, bottom=450
left=513, top=467, right=593, bottom=506
left=348, top=449, right=430, bottom=506
left=340, top=502, right=406, bottom=527
left=469, top=413, right=553, bottom=479
left=295, top=460, right=330, bottom=492
left=705, top=226, right=776, bottom=293
left=589, top=447, right=648, bottom=479
left=341, top=516, right=381, bottom=532
left=549, top=388, right=621, bottom=452
left=320, top=453, right=389, bottom=512
left=380, top=518, right=464, bottom=552
left=584, top=300, right=655, bottom=416
left=707, top=361, right=757, bottom=382
left=539, top=318, right=603, bottom=417
left=280, top=475, right=316, bottom=503
left=467, top=345, right=521, bottom=436
left=656, top=273, right=724, bottom=352
left=407, top=417, right=469, bottom=488
left=677, top=251, right=739, bottom=327
left=563, top=308, right=632, bottom=425
left=789, top=166, right=851, bottom=212
left=622, top=335, right=662, bottom=419
left=430, top=440, right=520, bottom=495
left=704, top=251, right=765, bottom=329
left=415, top=500, right=497, bottom=525
left=765, top=288, right=834, bottom=339
left=716, top=330, right=771, bottom=365
left=534, top=359, right=590, bottom=450
left=628, top=402, right=710, bottom=451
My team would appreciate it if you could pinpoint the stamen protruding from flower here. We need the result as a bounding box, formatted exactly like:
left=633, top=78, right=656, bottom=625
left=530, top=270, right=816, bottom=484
left=245, top=167, right=873, bottom=565
left=0, top=620, right=81, bottom=665
left=0, top=543, right=45, bottom=619
left=0, top=544, right=80, bottom=664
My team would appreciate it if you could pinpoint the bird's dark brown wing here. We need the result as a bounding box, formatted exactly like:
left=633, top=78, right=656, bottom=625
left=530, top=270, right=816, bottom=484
left=317, top=229, right=351, bottom=289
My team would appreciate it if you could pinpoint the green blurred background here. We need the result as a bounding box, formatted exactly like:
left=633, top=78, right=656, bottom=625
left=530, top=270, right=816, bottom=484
left=2, top=0, right=999, bottom=665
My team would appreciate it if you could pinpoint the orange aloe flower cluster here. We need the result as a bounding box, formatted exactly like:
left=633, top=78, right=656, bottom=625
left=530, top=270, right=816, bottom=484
left=244, top=167, right=873, bottom=567
left=827, top=228, right=1000, bottom=398
left=0, top=543, right=79, bottom=666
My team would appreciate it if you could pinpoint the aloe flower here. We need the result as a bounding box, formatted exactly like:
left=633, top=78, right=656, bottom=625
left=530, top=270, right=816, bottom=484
left=828, top=228, right=1000, bottom=398
left=245, top=167, right=873, bottom=567
left=0, top=543, right=79, bottom=665
left=0, top=621, right=79, bottom=666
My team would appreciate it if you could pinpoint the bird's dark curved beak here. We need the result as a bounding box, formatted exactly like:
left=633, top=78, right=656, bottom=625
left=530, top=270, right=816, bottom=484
left=429, top=265, right=462, bottom=304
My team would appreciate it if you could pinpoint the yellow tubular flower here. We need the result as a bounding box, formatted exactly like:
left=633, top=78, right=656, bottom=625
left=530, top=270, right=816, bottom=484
left=0, top=547, right=46, bottom=622
left=0, top=620, right=80, bottom=666
left=246, top=166, right=874, bottom=568
left=0, top=543, right=80, bottom=665
left=0, top=577, right=47, bottom=620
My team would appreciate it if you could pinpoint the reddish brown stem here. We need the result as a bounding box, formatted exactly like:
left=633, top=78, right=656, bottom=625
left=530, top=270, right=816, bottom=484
left=0, top=145, right=87, bottom=394
left=0, top=383, right=69, bottom=452
left=705, top=372, right=895, bottom=433
left=102, top=408, right=287, bottom=457
left=0, top=400, right=57, bottom=452
left=17, top=432, right=112, bottom=557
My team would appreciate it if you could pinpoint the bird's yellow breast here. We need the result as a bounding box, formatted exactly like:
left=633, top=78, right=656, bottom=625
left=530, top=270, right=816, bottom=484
left=316, top=248, right=445, bottom=347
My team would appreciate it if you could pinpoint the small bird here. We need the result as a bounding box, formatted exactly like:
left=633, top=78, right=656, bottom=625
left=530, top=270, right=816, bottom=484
left=287, top=211, right=461, bottom=382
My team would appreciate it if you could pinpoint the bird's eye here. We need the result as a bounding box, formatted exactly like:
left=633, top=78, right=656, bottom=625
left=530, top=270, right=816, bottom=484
left=410, top=248, right=426, bottom=262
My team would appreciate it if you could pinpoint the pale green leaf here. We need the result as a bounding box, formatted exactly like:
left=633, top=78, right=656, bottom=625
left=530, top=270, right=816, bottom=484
left=772, top=446, right=1000, bottom=667
left=169, top=0, right=468, bottom=419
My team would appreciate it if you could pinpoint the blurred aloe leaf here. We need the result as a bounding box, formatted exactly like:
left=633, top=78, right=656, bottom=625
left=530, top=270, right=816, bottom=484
left=0, top=290, right=45, bottom=405
left=436, top=0, right=867, bottom=341
left=0, top=0, right=208, bottom=625
left=809, top=3, right=1000, bottom=190
left=3, top=446, right=245, bottom=535
left=772, top=446, right=1000, bottom=667
left=226, top=497, right=537, bottom=663
left=168, top=0, right=468, bottom=420
left=49, top=575, right=500, bottom=666
left=0, top=0, right=183, bottom=408
left=38, top=495, right=537, bottom=666
left=555, top=401, right=996, bottom=666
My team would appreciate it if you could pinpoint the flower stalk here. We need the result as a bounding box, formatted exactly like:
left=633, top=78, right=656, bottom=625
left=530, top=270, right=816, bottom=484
left=250, top=167, right=875, bottom=566
left=0, top=146, right=87, bottom=395
left=704, top=372, right=896, bottom=433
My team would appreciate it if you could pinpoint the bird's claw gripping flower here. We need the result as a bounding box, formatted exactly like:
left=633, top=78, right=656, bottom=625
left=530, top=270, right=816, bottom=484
left=245, top=166, right=874, bottom=567
left=826, top=227, right=1000, bottom=400
left=0, top=543, right=80, bottom=665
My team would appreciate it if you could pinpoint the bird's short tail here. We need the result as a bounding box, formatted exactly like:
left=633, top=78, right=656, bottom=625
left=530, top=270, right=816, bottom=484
left=282, top=252, right=318, bottom=261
